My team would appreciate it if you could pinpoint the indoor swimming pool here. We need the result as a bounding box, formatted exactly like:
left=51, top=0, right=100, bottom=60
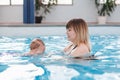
left=0, top=34, right=120, bottom=80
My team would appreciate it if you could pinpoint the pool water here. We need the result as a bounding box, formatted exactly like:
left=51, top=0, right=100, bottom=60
left=0, top=35, right=120, bottom=80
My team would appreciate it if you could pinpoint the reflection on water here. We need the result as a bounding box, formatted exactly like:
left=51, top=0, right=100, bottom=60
left=0, top=35, right=120, bottom=80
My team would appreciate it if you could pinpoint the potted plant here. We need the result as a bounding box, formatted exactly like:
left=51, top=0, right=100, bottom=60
left=35, top=0, right=57, bottom=23
left=95, top=0, right=117, bottom=24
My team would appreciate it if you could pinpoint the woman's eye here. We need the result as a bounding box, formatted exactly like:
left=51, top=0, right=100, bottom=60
left=68, top=29, right=71, bottom=31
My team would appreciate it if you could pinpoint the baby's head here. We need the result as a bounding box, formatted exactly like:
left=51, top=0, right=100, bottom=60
left=30, top=38, right=45, bottom=54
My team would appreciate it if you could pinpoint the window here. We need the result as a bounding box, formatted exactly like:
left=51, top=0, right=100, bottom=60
left=11, top=0, right=23, bottom=5
left=0, top=0, right=73, bottom=5
left=99, top=0, right=120, bottom=4
left=0, top=0, right=23, bottom=5
left=99, top=0, right=106, bottom=4
left=41, top=0, right=72, bottom=5
left=0, top=0, right=10, bottom=5
left=57, top=0, right=72, bottom=5
left=116, top=0, right=120, bottom=4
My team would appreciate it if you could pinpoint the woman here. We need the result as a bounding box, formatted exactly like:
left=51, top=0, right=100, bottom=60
left=64, top=18, right=91, bottom=58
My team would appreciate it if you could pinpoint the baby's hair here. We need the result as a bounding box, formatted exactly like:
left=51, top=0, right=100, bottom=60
left=35, top=39, right=45, bottom=46
left=30, top=38, right=44, bottom=50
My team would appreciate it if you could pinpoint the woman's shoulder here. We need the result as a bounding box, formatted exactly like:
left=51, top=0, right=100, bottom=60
left=77, top=44, right=89, bottom=53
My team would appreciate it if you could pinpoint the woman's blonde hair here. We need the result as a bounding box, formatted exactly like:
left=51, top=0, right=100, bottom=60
left=66, top=18, right=90, bottom=51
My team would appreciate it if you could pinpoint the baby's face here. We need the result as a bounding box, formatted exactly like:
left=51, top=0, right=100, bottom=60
left=30, top=40, right=40, bottom=50
left=31, top=39, right=45, bottom=54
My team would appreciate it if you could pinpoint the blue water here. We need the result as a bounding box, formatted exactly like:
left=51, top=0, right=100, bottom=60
left=0, top=35, right=120, bottom=80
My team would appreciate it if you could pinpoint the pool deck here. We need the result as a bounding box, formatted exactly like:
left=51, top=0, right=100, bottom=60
left=0, top=23, right=120, bottom=37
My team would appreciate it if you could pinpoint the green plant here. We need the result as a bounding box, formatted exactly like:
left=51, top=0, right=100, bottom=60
left=95, top=0, right=117, bottom=16
left=35, top=0, right=57, bottom=16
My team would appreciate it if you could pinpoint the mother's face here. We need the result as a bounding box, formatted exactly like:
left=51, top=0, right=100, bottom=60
left=66, top=27, right=76, bottom=42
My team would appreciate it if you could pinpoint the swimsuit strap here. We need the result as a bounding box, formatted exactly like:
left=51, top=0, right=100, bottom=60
left=72, top=45, right=77, bottom=50
left=74, top=55, right=98, bottom=60
left=67, top=44, right=77, bottom=56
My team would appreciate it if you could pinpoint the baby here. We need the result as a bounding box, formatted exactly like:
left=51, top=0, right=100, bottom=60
left=24, top=38, right=45, bottom=56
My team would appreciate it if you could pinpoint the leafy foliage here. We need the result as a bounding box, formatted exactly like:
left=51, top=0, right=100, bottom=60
left=35, top=0, right=57, bottom=15
left=95, top=0, right=117, bottom=16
